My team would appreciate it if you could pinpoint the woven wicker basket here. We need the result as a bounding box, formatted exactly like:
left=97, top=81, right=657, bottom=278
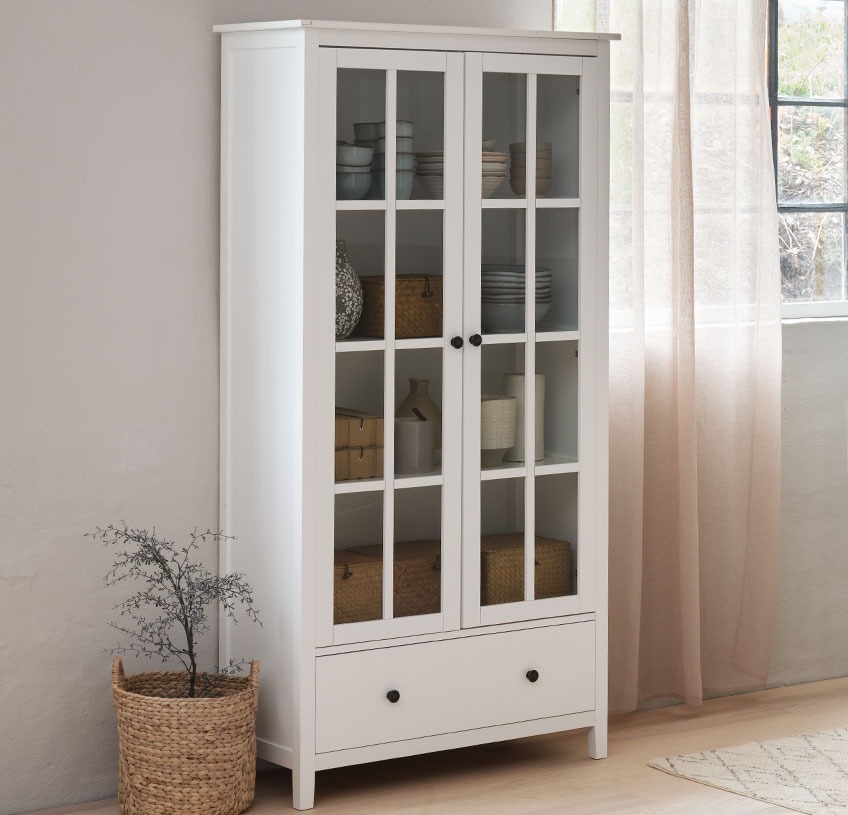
left=334, top=549, right=382, bottom=624
left=356, top=274, right=443, bottom=338
left=480, top=533, right=571, bottom=605
left=112, top=658, right=259, bottom=815
left=353, top=539, right=441, bottom=617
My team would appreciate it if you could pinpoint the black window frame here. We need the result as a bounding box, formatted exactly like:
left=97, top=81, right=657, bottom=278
left=768, top=0, right=848, bottom=309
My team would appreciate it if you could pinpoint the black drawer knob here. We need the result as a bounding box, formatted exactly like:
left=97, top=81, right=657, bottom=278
left=386, top=689, right=401, bottom=703
left=526, top=669, right=540, bottom=683
left=451, top=336, right=464, bottom=349
left=469, top=334, right=483, bottom=347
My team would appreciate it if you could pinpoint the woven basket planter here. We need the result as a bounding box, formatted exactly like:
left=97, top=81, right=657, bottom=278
left=112, top=657, right=259, bottom=815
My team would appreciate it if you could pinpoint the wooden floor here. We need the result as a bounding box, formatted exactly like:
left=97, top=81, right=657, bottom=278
left=32, top=677, right=848, bottom=815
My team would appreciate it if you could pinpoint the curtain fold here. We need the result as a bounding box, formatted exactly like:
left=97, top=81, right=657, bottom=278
left=557, top=0, right=782, bottom=713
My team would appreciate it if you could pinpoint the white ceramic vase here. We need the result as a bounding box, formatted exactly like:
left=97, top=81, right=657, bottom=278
left=503, top=373, right=545, bottom=462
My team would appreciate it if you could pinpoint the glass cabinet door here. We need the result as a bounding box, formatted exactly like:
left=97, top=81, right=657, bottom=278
left=321, top=48, right=464, bottom=645
left=462, top=53, right=598, bottom=627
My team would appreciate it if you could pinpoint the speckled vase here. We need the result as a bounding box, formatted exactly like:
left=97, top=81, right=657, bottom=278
left=336, top=240, right=363, bottom=339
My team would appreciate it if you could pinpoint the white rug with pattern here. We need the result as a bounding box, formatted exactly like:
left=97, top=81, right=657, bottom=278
left=649, top=727, right=848, bottom=815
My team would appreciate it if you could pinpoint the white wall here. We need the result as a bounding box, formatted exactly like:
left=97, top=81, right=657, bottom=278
left=770, top=321, right=848, bottom=687
left=0, top=3, right=552, bottom=814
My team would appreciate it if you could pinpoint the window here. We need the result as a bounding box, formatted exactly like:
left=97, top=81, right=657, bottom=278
left=770, top=0, right=848, bottom=317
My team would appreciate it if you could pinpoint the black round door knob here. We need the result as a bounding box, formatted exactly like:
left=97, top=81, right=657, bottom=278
left=450, top=336, right=464, bottom=349
left=526, top=669, right=540, bottom=683
left=469, top=334, right=483, bottom=347
left=386, top=689, right=401, bottom=703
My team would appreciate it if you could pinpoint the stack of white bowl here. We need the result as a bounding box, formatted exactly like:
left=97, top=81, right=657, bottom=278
left=481, top=140, right=509, bottom=198
left=480, top=264, right=552, bottom=334
left=354, top=121, right=414, bottom=199
left=336, top=142, right=374, bottom=200
left=414, top=140, right=508, bottom=199
left=509, top=141, right=552, bottom=198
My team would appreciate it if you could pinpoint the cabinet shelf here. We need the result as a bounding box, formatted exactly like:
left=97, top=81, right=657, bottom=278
left=535, top=453, right=579, bottom=476
left=396, top=200, right=445, bottom=211
left=536, top=328, right=580, bottom=342
left=536, top=198, right=581, bottom=209
left=395, top=472, right=443, bottom=489
left=480, top=332, right=526, bottom=345
left=396, top=337, right=443, bottom=350
left=336, top=200, right=387, bottom=211
left=334, top=478, right=385, bottom=494
left=336, top=339, right=386, bottom=353
left=480, top=452, right=579, bottom=481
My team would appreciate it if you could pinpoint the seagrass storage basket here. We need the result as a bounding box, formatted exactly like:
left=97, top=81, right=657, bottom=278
left=111, top=657, right=259, bottom=815
left=352, top=539, right=441, bottom=617
left=480, top=533, right=571, bottom=605
left=334, top=549, right=382, bottom=624
left=356, top=274, right=443, bottom=338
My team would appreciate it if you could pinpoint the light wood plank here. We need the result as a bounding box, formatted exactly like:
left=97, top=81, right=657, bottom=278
left=29, top=677, right=848, bottom=815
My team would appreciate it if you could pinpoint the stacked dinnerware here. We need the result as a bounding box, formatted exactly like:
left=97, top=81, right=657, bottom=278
left=336, top=142, right=374, bottom=200
left=413, top=151, right=446, bottom=199
left=414, top=141, right=507, bottom=200
left=481, top=264, right=552, bottom=333
left=482, top=145, right=509, bottom=198
left=509, top=141, right=552, bottom=198
left=353, top=121, right=414, bottom=199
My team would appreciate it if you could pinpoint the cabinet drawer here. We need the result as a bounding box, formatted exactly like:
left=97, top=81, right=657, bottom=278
left=315, top=622, right=595, bottom=753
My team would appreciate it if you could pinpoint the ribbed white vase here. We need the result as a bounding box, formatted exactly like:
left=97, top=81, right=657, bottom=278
left=503, top=373, right=545, bottom=462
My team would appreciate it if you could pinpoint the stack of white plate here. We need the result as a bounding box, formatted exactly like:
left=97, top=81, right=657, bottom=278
left=509, top=141, right=552, bottom=198
left=481, top=264, right=552, bottom=333
left=414, top=141, right=508, bottom=199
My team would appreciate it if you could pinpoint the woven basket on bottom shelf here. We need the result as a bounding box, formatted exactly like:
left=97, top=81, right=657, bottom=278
left=112, top=657, right=259, bottom=815
left=480, top=533, right=571, bottom=605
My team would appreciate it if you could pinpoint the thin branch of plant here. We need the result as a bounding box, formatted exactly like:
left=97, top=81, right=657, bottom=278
left=89, top=522, right=261, bottom=698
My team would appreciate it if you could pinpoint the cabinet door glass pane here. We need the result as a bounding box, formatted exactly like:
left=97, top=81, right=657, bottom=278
left=535, top=474, right=578, bottom=600
left=480, top=342, right=526, bottom=473
left=480, top=478, right=528, bottom=606
left=398, top=71, right=445, bottom=201
left=393, top=487, right=442, bottom=617
left=397, top=211, right=443, bottom=339
left=337, top=211, right=385, bottom=341
left=334, top=494, right=383, bottom=624
left=482, top=73, right=526, bottom=200
left=536, top=209, right=579, bottom=333
left=337, top=69, right=387, bottom=202
left=535, top=341, right=578, bottom=467
left=481, top=209, right=527, bottom=335
left=536, top=74, right=580, bottom=199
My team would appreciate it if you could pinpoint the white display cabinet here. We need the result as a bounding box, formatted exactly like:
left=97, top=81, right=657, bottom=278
left=215, top=19, right=616, bottom=810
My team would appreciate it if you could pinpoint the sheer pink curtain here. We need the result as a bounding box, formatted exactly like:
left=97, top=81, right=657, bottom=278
left=556, top=0, right=782, bottom=712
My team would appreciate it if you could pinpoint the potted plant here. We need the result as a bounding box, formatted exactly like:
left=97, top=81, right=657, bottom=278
left=91, top=523, right=261, bottom=815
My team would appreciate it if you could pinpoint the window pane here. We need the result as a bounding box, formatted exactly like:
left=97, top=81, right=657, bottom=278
left=780, top=212, right=845, bottom=301
left=778, top=0, right=845, bottom=99
left=778, top=106, right=845, bottom=204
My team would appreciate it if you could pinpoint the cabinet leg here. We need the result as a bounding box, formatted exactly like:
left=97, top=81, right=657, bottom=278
left=292, top=764, right=316, bottom=810
left=588, top=723, right=607, bottom=759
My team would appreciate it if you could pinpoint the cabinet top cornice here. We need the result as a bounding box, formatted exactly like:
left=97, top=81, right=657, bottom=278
left=212, top=19, right=620, bottom=40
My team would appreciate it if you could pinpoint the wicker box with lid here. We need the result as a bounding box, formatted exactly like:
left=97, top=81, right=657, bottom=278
left=355, top=274, right=443, bottom=339
left=333, top=540, right=441, bottom=623
left=333, top=549, right=382, bottom=624
left=351, top=539, right=441, bottom=617
left=480, top=533, right=571, bottom=605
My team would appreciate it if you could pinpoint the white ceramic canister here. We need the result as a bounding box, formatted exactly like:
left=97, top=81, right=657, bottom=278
left=394, top=417, right=435, bottom=475
left=503, top=373, right=545, bottom=462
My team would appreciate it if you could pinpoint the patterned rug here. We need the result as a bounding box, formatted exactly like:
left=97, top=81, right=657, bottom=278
left=649, top=727, right=848, bottom=815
